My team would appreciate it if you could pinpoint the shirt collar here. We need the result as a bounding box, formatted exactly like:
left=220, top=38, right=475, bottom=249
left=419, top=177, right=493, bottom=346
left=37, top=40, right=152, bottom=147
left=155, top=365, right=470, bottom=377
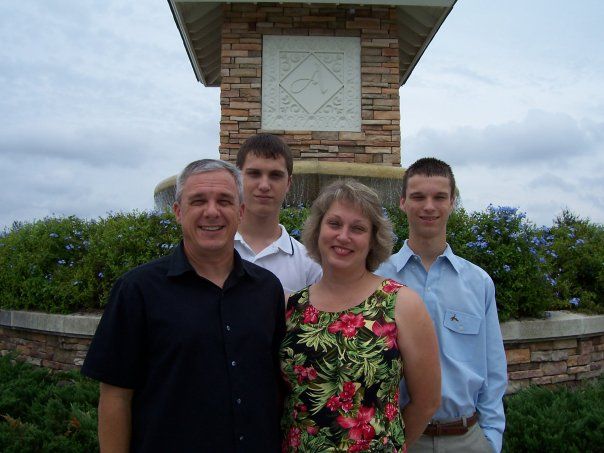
left=397, top=239, right=462, bottom=274
left=274, top=224, right=294, bottom=255
left=234, top=224, right=294, bottom=255
left=167, top=241, right=248, bottom=280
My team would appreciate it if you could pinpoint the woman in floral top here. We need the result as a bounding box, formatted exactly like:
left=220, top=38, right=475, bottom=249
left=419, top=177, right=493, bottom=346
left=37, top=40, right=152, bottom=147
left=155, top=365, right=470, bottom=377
left=280, top=180, right=441, bottom=452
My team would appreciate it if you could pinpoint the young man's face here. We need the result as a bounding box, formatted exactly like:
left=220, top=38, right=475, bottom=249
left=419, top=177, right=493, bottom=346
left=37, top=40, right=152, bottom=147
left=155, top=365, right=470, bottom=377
left=400, top=174, right=454, bottom=242
left=173, top=170, right=243, bottom=258
left=240, top=153, right=291, bottom=218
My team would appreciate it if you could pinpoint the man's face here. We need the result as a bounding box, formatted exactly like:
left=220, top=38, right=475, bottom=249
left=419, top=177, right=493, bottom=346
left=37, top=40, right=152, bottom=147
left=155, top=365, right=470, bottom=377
left=400, top=174, right=454, bottom=241
left=173, top=170, right=243, bottom=258
left=240, top=153, right=291, bottom=217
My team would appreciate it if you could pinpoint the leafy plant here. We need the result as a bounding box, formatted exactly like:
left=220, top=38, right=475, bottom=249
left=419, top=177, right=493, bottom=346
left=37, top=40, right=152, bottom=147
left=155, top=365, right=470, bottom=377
left=0, top=355, right=99, bottom=453
left=0, top=206, right=603, bottom=318
left=503, top=378, right=604, bottom=452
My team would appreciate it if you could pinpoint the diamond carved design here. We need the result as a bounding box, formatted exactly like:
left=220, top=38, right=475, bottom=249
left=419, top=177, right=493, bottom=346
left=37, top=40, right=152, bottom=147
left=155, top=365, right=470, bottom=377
left=262, top=36, right=360, bottom=132
left=280, top=54, right=343, bottom=114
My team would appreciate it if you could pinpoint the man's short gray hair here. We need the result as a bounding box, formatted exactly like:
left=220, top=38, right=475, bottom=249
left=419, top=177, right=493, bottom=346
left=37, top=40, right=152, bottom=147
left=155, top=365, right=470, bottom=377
left=175, top=159, right=243, bottom=203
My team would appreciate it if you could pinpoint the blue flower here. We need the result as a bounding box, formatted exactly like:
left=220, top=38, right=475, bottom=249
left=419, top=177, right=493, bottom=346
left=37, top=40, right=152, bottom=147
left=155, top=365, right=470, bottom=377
left=503, top=265, right=511, bottom=272
left=49, top=233, right=59, bottom=238
left=98, top=272, right=104, bottom=278
left=65, top=244, right=74, bottom=251
left=569, top=297, right=580, bottom=307
left=291, top=228, right=301, bottom=238
left=57, top=259, right=66, bottom=265
left=575, top=239, right=585, bottom=246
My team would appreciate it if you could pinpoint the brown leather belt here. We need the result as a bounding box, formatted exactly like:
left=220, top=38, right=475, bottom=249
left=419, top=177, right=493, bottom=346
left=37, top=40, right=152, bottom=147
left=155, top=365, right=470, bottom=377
left=423, top=413, right=478, bottom=436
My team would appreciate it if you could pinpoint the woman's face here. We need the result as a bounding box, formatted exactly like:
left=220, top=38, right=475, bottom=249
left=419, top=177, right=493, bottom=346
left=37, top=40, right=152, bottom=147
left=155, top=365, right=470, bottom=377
left=318, top=200, right=373, bottom=272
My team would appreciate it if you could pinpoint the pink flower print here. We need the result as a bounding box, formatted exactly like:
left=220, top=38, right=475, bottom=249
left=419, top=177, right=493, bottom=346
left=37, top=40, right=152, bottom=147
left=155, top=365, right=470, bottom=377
left=326, top=395, right=341, bottom=411
left=384, top=402, right=398, bottom=421
left=328, top=313, right=366, bottom=338
left=287, top=427, right=301, bottom=448
left=337, top=406, right=376, bottom=442
left=340, top=381, right=356, bottom=399
left=382, top=280, right=404, bottom=293
left=293, top=365, right=318, bottom=384
left=302, top=305, right=319, bottom=324
left=348, top=440, right=371, bottom=452
left=306, top=426, right=319, bottom=435
left=372, top=321, right=398, bottom=350
left=341, top=400, right=354, bottom=412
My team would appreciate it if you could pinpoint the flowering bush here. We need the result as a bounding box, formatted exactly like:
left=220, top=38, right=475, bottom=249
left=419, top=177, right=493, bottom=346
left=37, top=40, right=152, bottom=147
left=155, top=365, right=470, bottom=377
left=543, top=210, right=604, bottom=312
left=0, top=206, right=602, bottom=318
left=0, top=212, right=179, bottom=313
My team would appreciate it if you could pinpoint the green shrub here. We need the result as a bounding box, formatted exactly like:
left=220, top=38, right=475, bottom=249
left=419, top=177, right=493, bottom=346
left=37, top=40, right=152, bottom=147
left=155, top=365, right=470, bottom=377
left=1, top=206, right=603, bottom=318
left=0, top=217, right=94, bottom=312
left=0, top=355, right=99, bottom=453
left=452, top=206, right=556, bottom=321
left=0, top=212, right=179, bottom=313
left=544, top=210, right=604, bottom=313
left=503, top=378, right=604, bottom=452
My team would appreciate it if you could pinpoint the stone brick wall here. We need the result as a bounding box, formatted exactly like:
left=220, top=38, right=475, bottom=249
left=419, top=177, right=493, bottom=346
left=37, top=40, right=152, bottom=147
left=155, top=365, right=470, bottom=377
left=219, top=3, right=400, bottom=165
left=2, top=312, right=603, bottom=394
left=0, top=326, right=91, bottom=371
left=505, top=334, right=604, bottom=394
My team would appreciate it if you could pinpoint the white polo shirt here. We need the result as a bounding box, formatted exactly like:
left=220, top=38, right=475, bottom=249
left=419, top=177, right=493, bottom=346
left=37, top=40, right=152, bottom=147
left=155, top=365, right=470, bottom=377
left=235, top=225, right=322, bottom=294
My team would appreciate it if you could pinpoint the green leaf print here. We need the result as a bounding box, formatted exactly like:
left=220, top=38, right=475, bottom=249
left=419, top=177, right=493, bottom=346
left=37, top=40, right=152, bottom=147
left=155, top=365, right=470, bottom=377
left=298, top=322, right=338, bottom=352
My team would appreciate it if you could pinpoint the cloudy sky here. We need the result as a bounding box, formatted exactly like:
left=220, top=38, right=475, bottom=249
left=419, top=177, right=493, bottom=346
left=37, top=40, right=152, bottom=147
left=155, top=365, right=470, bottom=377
left=1, top=0, right=603, bottom=230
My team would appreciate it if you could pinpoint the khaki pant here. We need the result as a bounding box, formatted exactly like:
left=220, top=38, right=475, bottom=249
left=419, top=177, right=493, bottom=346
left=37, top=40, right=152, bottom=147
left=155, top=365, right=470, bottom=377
left=408, top=423, right=494, bottom=453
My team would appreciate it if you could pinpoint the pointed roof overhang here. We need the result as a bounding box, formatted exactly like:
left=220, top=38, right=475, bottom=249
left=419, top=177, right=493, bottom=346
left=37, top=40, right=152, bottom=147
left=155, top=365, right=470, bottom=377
left=168, top=0, right=456, bottom=87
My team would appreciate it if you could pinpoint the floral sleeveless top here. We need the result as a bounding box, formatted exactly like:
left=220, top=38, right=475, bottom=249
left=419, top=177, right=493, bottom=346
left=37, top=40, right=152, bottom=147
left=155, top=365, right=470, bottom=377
left=280, top=279, right=406, bottom=453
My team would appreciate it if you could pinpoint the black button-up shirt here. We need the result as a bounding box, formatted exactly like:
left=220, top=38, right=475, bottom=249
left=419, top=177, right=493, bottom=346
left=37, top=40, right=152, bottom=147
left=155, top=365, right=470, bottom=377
left=82, top=243, right=285, bottom=452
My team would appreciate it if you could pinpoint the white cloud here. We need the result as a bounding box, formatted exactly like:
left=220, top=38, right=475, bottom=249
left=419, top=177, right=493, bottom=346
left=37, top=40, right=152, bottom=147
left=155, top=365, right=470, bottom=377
left=406, top=110, right=602, bottom=168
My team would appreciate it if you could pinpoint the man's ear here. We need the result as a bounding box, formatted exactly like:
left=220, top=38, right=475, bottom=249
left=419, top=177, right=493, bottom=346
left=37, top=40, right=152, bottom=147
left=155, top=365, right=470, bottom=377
left=238, top=203, right=245, bottom=223
left=399, top=196, right=406, bottom=213
left=173, top=202, right=182, bottom=224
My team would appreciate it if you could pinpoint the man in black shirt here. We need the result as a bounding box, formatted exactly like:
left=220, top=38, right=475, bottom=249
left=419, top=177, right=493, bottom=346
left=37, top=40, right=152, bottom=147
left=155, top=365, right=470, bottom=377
left=82, top=159, right=285, bottom=452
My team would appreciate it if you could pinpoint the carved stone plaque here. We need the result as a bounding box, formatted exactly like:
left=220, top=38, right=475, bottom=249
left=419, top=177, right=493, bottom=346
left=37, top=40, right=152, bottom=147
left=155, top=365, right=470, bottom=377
left=262, top=36, right=361, bottom=132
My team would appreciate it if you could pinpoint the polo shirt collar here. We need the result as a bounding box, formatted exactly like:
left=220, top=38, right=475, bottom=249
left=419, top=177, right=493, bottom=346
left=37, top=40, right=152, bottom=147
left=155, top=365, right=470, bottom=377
left=234, top=224, right=294, bottom=255
left=396, top=240, right=461, bottom=274
left=274, top=224, right=294, bottom=255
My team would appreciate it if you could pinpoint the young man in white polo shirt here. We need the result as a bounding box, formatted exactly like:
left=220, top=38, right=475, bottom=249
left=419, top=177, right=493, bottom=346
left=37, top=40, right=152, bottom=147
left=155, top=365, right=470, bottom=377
left=235, top=134, right=322, bottom=293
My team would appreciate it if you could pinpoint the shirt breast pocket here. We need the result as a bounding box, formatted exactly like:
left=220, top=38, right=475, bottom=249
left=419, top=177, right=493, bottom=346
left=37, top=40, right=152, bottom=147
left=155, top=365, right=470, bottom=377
left=442, top=309, right=482, bottom=362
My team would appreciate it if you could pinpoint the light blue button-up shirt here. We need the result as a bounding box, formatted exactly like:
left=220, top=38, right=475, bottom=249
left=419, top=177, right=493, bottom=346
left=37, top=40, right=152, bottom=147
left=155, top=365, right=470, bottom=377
left=376, top=240, right=507, bottom=453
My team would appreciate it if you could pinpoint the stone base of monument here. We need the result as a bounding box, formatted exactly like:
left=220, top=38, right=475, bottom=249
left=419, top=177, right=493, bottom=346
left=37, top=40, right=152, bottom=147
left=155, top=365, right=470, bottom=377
left=153, top=162, right=405, bottom=212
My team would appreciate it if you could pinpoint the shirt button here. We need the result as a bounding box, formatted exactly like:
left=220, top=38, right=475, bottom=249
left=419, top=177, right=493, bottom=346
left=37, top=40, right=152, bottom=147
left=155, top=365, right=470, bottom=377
left=239, top=435, right=244, bottom=441
left=236, top=398, right=242, bottom=404
left=226, top=325, right=231, bottom=331
left=231, top=360, right=237, bottom=367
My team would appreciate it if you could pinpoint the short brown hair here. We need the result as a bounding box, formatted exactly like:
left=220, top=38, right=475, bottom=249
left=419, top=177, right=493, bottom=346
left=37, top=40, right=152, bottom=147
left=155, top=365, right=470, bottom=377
left=302, top=180, right=394, bottom=272
left=402, top=157, right=456, bottom=199
left=236, top=134, right=294, bottom=176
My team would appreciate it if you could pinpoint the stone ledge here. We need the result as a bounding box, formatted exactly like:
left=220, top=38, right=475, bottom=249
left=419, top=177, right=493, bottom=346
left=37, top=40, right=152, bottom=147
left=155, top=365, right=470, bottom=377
left=2, top=309, right=603, bottom=342
left=501, top=311, right=604, bottom=343
left=0, top=309, right=101, bottom=337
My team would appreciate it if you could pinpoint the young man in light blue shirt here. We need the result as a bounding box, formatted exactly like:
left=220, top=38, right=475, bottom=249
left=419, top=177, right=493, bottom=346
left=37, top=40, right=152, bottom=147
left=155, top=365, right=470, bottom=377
left=377, top=158, right=507, bottom=453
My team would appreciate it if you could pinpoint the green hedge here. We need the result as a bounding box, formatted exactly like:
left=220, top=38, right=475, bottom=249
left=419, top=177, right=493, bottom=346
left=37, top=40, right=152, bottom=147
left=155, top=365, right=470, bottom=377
left=1, top=206, right=603, bottom=320
left=1, top=355, right=601, bottom=452
left=0, top=355, right=99, bottom=453
left=503, top=378, right=604, bottom=452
